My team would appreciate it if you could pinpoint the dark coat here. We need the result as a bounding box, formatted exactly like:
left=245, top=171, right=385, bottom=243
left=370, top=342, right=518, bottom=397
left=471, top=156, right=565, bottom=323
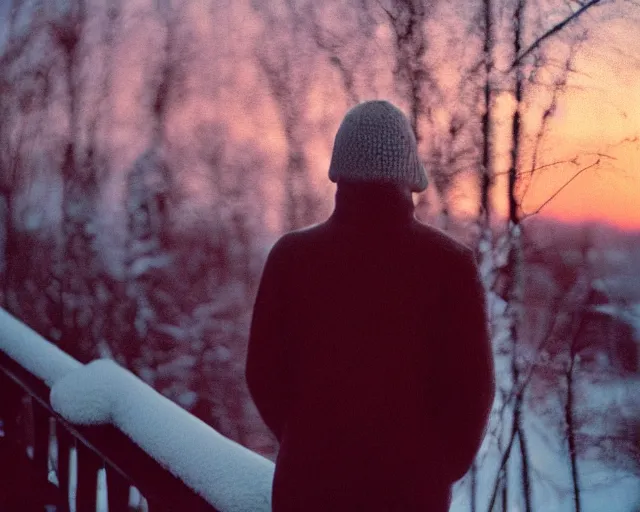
left=246, top=183, right=495, bottom=511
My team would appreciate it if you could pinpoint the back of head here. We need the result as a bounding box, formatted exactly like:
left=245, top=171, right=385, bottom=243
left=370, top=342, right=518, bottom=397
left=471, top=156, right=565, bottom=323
left=328, top=100, right=428, bottom=193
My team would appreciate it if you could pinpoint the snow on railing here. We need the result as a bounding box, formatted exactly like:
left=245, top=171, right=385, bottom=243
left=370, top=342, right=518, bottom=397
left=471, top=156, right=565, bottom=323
left=0, top=308, right=275, bottom=511
left=51, top=359, right=275, bottom=511
left=0, top=308, right=82, bottom=386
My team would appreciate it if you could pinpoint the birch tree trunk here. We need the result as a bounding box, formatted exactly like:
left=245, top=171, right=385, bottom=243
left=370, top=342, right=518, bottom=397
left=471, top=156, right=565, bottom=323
left=504, top=0, right=531, bottom=509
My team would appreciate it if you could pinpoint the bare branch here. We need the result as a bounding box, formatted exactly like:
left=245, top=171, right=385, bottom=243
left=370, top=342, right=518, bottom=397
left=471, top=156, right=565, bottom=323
left=494, top=158, right=579, bottom=177
left=486, top=424, right=520, bottom=512
left=510, top=0, right=603, bottom=70
left=374, top=0, right=397, bottom=21
left=520, top=32, right=586, bottom=204
left=301, top=3, right=369, bottom=105
left=522, top=159, right=600, bottom=218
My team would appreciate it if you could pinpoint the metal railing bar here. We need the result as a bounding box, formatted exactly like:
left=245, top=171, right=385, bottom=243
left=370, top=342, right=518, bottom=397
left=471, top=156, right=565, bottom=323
left=0, top=351, right=215, bottom=511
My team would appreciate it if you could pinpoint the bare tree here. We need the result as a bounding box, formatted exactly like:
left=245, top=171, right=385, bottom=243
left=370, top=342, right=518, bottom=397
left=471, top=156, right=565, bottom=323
left=374, top=0, right=442, bottom=216
left=492, top=2, right=531, bottom=508
left=115, top=0, right=190, bottom=369
left=484, top=0, right=615, bottom=507
left=251, top=0, right=320, bottom=231
left=0, top=80, right=25, bottom=310
left=470, top=0, right=495, bottom=502
left=42, top=0, right=99, bottom=359
left=0, top=2, right=58, bottom=318
left=298, top=0, right=378, bottom=106
left=479, top=0, right=495, bottom=232
left=376, top=0, right=437, bottom=143
left=563, top=302, right=586, bottom=512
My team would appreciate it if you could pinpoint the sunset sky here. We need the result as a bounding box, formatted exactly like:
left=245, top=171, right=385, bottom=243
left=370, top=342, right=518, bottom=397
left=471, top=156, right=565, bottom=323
left=1, top=0, right=639, bottom=230
left=221, top=0, right=640, bottom=231
left=512, top=13, right=640, bottom=229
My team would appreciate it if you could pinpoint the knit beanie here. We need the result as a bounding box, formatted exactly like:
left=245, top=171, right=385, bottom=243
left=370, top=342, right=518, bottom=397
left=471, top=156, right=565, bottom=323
left=328, top=100, right=428, bottom=192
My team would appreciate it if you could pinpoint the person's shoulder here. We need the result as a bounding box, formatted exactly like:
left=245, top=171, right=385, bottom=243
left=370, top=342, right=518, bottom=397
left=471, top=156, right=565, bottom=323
left=268, top=221, right=329, bottom=256
left=410, top=219, right=475, bottom=266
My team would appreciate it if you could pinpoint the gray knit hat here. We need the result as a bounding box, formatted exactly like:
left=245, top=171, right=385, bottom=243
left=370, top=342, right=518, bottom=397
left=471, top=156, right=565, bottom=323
left=328, top=100, right=428, bottom=192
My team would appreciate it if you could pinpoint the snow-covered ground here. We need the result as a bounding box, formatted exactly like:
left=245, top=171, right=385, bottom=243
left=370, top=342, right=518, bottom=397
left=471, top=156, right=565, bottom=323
left=450, top=368, right=640, bottom=512
left=450, top=407, right=639, bottom=512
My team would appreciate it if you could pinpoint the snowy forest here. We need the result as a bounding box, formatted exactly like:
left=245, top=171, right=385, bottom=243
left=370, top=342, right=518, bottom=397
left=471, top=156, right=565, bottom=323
left=0, top=0, right=639, bottom=510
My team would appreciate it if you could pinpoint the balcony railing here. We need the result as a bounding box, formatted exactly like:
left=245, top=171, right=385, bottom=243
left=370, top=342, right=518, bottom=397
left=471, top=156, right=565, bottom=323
left=0, top=308, right=274, bottom=511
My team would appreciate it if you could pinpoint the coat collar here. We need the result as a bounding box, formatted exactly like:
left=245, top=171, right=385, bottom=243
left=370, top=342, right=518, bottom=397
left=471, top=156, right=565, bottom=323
left=330, top=182, right=415, bottom=227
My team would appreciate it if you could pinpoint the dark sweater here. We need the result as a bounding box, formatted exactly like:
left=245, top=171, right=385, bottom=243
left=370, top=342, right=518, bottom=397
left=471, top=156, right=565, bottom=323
left=246, top=183, right=495, bottom=511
